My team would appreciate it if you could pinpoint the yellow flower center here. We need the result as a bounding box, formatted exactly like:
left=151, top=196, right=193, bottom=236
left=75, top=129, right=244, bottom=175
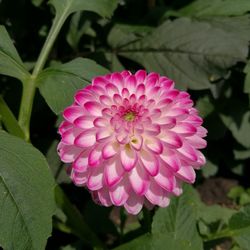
left=123, top=111, right=136, bottom=121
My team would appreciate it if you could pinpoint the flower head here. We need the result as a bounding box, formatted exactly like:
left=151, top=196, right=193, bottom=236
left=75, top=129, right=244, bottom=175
left=58, top=70, right=207, bottom=214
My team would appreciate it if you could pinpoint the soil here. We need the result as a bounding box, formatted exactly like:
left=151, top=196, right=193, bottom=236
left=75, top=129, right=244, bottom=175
left=197, top=177, right=238, bottom=208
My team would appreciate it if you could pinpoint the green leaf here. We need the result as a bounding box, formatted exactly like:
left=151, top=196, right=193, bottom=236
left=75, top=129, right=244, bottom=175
left=198, top=204, right=236, bottom=225
left=109, top=16, right=250, bottom=90
left=233, top=149, right=250, bottom=160
left=50, top=0, right=119, bottom=19
left=220, top=111, right=250, bottom=148
left=201, top=160, right=218, bottom=178
left=66, top=12, right=96, bottom=51
left=228, top=186, right=245, bottom=200
left=46, top=140, right=70, bottom=183
left=195, top=96, right=214, bottom=118
left=0, top=96, right=25, bottom=139
left=108, top=24, right=154, bottom=48
left=37, top=58, right=109, bottom=114
left=115, top=185, right=203, bottom=250
left=0, top=131, right=55, bottom=250
left=0, top=26, right=30, bottom=81
left=178, top=0, right=250, bottom=17
left=31, top=0, right=45, bottom=7
left=55, top=186, right=104, bottom=248
left=239, top=193, right=250, bottom=206
left=152, top=185, right=203, bottom=249
left=229, top=206, right=250, bottom=249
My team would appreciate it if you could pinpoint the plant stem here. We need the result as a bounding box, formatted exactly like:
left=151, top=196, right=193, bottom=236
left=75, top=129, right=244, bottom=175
left=119, top=208, right=127, bottom=241
left=32, top=13, right=67, bottom=77
left=142, top=208, right=152, bottom=233
left=204, top=229, right=233, bottom=242
left=18, top=76, right=36, bottom=141
left=18, top=12, right=68, bottom=141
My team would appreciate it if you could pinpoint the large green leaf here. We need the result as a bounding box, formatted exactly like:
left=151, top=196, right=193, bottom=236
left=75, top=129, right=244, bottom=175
left=115, top=185, right=202, bottom=250
left=50, top=0, right=119, bottom=19
left=178, top=0, right=250, bottom=17
left=37, top=58, right=109, bottom=114
left=0, top=131, right=55, bottom=250
left=229, top=206, right=250, bottom=249
left=0, top=26, right=30, bottom=81
left=109, top=16, right=250, bottom=90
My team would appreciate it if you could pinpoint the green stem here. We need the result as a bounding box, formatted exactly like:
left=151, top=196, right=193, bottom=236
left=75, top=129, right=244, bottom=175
left=204, top=229, right=233, bottom=242
left=32, top=13, right=68, bottom=77
left=142, top=208, right=152, bottom=233
left=18, top=12, right=68, bottom=141
left=119, top=208, right=127, bottom=241
left=18, top=77, right=36, bottom=141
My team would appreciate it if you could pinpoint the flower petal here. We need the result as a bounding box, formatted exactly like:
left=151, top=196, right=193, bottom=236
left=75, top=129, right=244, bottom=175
left=58, top=143, right=82, bottom=163
left=102, top=141, right=119, bottom=159
left=124, top=193, right=143, bottom=215
left=129, top=164, right=149, bottom=195
left=145, top=137, right=163, bottom=154
left=136, top=84, right=145, bottom=97
left=104, top=159, right=124, bottom=187
left=99, top=95, right=112, bottom=106
left=111, top=72, right=124, bottom=87
left=121, top=145, right=138, bottom=171
left=130, top=135, right=143, bottom=151
left=175, top=165, right=196, bottom=183
left=88, top=146, right=102, bottom=167
left=109, top=181, right=129, bottom=206
left=172, top=179, right=183, bottom=196
left=160, top=149, right=181, bottom=172
left=186, top=135, right=207, bottom=149
left=171, top=122, right=197, bottom=136
left=145, top=181, right=169, bottom=206
left=140, top=149, right=159, bottom=176
left=62, top=128, right=82, bottom=145
left=97, top=188, right=112, bottom=206
left=135, top=70, right=146, bottom=83
left=144, top=124, right=161, bottom=136
left=84, top=101, right=103, bottom=116
left=116, top=131, right=129, bottom=144
left=125, top=75, right=137, bottom=92
left=71, top=170, right=88, bottom=186
left=96, top=129, right=112, bottom=142
left=73, top=150, right=90, bottom=171
left=160, top=131, right=183, bottom=148
left=74, top=129, right=96, bottom=147
left=93, top=117, right=109, bottom=128
left=74, top=116, right=94, bottom=129
left=177, top=142, right=198, bottom=162
left=87, top=167, right=104, bottom=191
left=58, top=121, right=72, bottom=135
left=106, top=83, right=119, bottom=96
left=63, top=106, right=84, bottom=123
left=154, top=164, right=175, bottom=192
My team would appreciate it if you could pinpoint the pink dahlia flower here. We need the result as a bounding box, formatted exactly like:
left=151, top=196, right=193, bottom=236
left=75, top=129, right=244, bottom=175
left=58, top=70, right=207, bottom=215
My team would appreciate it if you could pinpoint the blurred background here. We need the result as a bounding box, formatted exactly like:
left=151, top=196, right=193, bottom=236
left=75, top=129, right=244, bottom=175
left=0, top=0, right=250, bottom=249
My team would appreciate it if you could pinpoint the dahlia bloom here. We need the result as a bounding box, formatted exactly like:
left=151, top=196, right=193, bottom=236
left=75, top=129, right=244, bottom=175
left=58, top=70, right=207, bottom=215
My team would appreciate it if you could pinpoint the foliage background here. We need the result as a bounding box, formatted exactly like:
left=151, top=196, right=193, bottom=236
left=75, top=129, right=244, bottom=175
left=0, top=0, right=250, bottom=249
